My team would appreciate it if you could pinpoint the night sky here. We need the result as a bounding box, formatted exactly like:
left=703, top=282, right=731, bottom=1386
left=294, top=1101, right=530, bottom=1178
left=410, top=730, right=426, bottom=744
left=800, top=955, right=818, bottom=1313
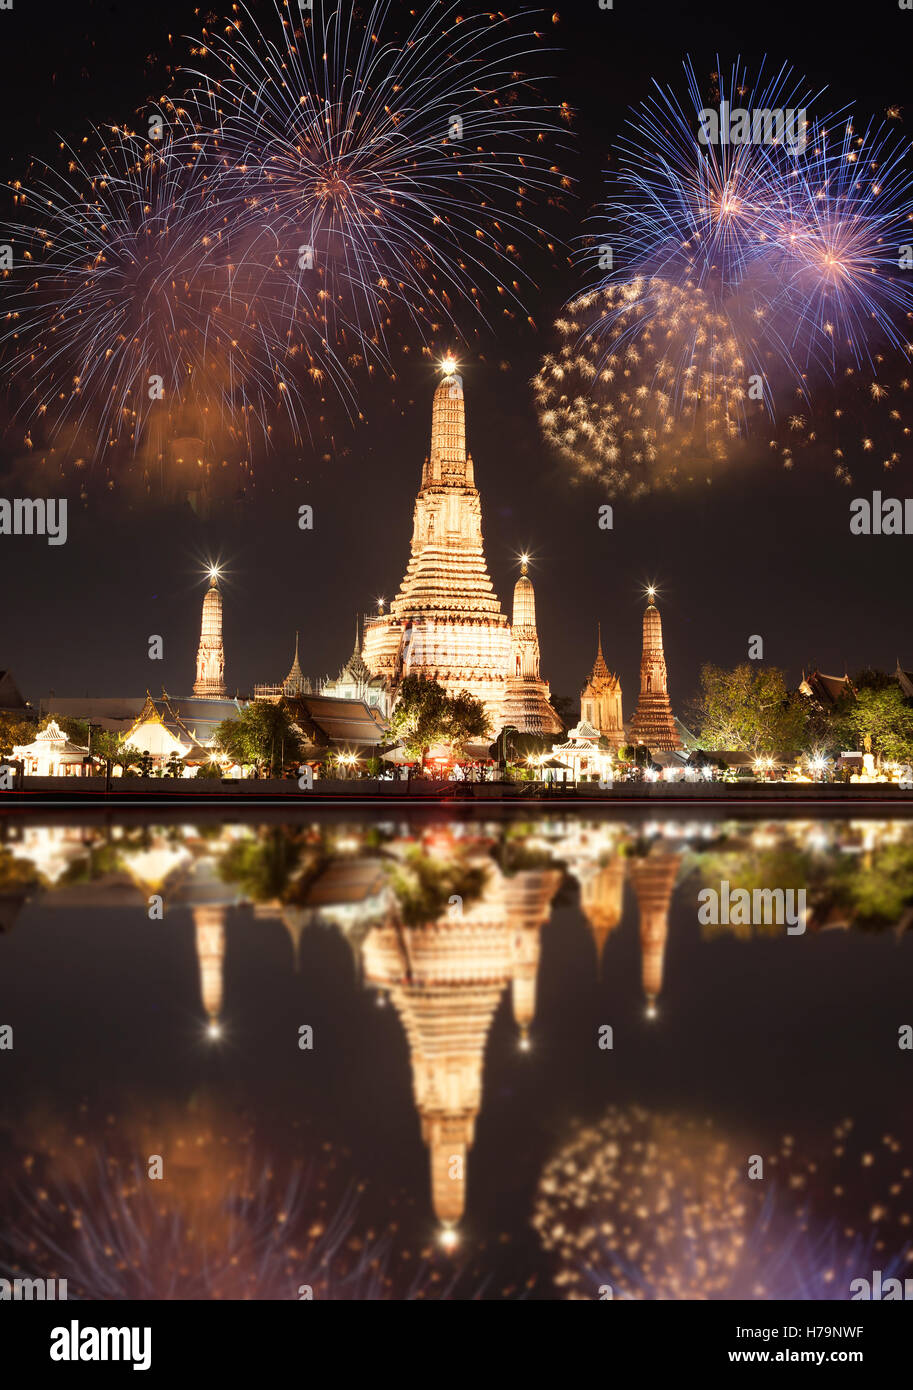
left=1, top=0, right=910, bottom=714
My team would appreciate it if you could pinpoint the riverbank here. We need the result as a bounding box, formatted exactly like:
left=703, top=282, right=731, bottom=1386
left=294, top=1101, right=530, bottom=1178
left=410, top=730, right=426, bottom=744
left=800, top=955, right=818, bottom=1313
left=2, top=775, right=912, bottom=808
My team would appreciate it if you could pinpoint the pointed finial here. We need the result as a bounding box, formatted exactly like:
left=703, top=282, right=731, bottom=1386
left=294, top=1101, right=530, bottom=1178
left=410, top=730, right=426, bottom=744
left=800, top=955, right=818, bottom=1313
left=597, top=621, right=603, bottom=660
left=519, top=552, right=529, bottom=576
left=293, top=630, right=300, bottom=661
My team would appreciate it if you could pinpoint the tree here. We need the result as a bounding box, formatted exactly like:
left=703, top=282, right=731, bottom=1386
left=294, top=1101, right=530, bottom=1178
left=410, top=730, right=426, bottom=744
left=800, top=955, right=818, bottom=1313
left=446, top=689, right=490, bottom=757
left=213, top=701, right=303, bottom=776
left=390, top=675, right=449, bottom=766
left=690, top=664, right=806, bottom=757
left=0, top=713, right=35, bottom=757
left=840, top=686, right=913, bottom=765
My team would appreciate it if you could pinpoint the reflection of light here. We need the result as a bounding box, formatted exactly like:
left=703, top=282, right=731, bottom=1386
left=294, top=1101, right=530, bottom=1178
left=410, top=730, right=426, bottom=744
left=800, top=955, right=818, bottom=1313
left=441, top=355, right=458, bottom=376
left=519, top=1032, right=532, bottom=1052
left=205, top=1021, right=223, bottom=1041
left=645, top=1000, right=658, bottom=1022
left=439, top=1225, right=460, bottom=1251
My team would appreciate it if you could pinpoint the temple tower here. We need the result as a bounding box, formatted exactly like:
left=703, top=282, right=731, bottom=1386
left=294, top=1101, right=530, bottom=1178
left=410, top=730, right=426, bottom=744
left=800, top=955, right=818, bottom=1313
left=502, top=868, right=563, bottom=1045
left=193, top=569, right=227, bottom=697
left=282, top=632, right=306, bottom=697
left=580, top=856, right=626, bottom=975
left=630, top=590, right=681, bottom=751
left=361, top=855, right=514, bottom=1235
left=500, top=559, right=563, bottom=735
left=193, top=904, right=226, bottom=1035
left=629, top=853, right=681, bottom=1019
left=361, top=363, right=511, bottom=730
left=580, top=624, right=624, bottom=750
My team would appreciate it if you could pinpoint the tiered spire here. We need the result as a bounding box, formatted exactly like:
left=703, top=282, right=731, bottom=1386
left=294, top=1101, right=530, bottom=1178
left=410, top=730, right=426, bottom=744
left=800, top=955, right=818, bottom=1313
left=630, top=589, right=681, bottom=751
left=361, top=362, right=510, bottom=726
left=629, top=854, right=681, bottom=1019
left=193, top=569, right=226, bottom=697
left=500, top=557, right=563, bottom=734
left=282, top=632, right=306, bottom=696
left=580, top=622, right=624, bottom=749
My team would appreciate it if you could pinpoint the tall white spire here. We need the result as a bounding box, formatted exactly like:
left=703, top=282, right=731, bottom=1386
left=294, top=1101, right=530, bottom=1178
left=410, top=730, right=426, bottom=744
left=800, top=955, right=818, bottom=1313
left=194, top=569, right=227, bottom=697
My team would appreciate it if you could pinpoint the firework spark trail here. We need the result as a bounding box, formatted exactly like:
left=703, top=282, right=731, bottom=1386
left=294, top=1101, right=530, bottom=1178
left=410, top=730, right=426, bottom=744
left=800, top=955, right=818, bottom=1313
left=544, top=56, right=913, bottom=492
left=181, top=0, right=569, bottom=363
left=0, top=113, right=322, bottom=465
left=1, top=2, right=567, bottom=476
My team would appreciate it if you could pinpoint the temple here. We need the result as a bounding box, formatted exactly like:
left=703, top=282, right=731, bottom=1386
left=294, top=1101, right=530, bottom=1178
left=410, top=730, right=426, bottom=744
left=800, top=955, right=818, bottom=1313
left=579, top=624, right=624, bottom=749
left=629, top=853, right=680, bottom=1019
left=499, top=558, right=563, bottom=735
left=630, top=589, right=681, bottom=751
left=360, top=364, right=516, bottom=732
left=193, top=568, right=227, bottom=698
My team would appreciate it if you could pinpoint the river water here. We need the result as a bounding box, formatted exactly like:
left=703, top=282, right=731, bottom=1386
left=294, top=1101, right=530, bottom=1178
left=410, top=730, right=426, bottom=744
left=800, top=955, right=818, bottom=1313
left=1, top=808, right=910, bottom=1300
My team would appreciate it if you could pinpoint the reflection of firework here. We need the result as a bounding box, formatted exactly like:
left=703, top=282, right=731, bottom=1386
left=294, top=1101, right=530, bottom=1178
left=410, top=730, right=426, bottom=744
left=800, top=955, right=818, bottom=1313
left=534, top=1107, right=749, bottom=1298
left=183, top=0, right=568, bottom=364
left=0, top=1108, right=471, bottom=1300
left=533, top=1108, right=912, bottom=1300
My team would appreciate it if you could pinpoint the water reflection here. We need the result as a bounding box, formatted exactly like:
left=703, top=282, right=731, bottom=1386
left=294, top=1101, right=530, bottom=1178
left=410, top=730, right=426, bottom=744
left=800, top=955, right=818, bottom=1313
left=1, top=813, right=911, bottom=1298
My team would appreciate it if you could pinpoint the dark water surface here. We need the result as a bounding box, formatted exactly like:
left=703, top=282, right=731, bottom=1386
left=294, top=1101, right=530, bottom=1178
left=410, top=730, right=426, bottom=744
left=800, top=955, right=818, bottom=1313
left=1, top=809, right=911, bottom=1299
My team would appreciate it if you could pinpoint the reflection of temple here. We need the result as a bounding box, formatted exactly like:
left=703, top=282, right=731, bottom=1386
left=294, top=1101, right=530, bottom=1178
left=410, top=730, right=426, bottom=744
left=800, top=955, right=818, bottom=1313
left=503, top=868, right=563, bottom=1043
left=629, top=854, right=681, bottom=1018
left=1, top=820, right=716, bottom=1230
left=578, top=857, right=626, bottom=974
left=362, top=860, right=560, bottom=1232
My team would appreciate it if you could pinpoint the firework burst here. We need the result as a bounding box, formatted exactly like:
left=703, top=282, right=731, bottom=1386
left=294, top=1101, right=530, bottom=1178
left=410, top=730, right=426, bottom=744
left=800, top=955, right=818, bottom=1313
left=0, top=112, right=323, bottom=471
left=181, top=0, right=569, bottom=367
left=543, top=57, right=913, bottom=493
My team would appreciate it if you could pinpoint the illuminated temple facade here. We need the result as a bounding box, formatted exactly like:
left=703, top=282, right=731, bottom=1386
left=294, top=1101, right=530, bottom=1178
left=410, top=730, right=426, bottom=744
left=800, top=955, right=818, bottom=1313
left=630, top=592, right=681, bottom=752
left=360, top=366, right=560, bottom=734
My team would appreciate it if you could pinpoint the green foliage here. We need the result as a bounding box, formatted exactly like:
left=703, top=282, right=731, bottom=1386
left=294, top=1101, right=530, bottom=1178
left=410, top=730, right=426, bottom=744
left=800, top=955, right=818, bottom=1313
left=213, top=700, right=304, bottom=774
left=194, top=761, right=225, bottom=779
left=387, top=847, right=489, bottom=926
left=390, top=675, right=488, bottom=762
left=690, top=663, right=807, bottom=756
left=164, top=752, right=185, bottom=778
left=218, top=828, right=304, bottom=901
left=831, top=843, right=913, bottom=928
left=0, top=713, right=35, bottom=756
left=840, top=686, right=913, bottom=763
